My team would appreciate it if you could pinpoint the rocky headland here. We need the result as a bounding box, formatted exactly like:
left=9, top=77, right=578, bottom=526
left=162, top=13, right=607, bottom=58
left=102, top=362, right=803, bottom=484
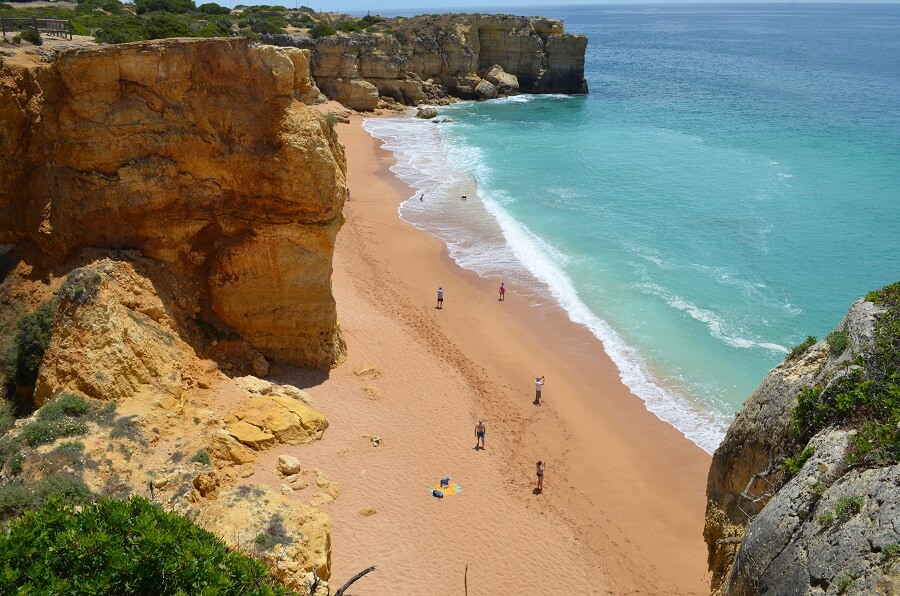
left=705, top=284, right=900, bottom=595
left=262, top=13, right=588, bottom=111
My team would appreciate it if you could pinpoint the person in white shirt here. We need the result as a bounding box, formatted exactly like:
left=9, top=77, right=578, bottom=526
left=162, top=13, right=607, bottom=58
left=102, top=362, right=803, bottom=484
left=534, top=376, right=545, bottom=404
left=437, top=286, right=444, bottom=309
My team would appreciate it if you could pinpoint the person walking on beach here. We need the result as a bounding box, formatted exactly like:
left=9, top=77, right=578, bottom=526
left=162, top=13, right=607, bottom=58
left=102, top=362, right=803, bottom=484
left=475, top=420, right=486, bottom=450
left=437, top=286, right=444, bottom=309
left=535, top=461, right=545, bottom=493
left=419, top=193, right=424, bottom=201
left=534, top=376, right=545, bottom=405
left=499, top=282, right=506, bottom=301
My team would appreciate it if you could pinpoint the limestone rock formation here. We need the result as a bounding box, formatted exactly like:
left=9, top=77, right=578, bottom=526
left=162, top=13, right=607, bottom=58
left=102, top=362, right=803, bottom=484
left=484, top=64, right=520, bottom=95
left=705, top=295, right=900, bottom=594
left=277, top=454, right=302, bottom=476
left=262, top=13, right=587, bottom=110
left=195, top=486, right=332, bottom=587
left=227, top=395, right=328, bottom=449
left=33, top=261, right=182, bottom=408
left=0, top=38, right=346, bottom=368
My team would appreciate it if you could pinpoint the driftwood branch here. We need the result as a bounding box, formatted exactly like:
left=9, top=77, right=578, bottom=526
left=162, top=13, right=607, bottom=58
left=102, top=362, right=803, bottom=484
left=335, top=565, right=377, bottom=596
left=716, top=537, right=744, bottom=545
left=307, top=567, right=320, bottom=596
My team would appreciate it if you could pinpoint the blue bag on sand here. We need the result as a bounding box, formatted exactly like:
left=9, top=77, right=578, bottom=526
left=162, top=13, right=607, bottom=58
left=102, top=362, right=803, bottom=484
left=432, top=490, right=444, bottom=498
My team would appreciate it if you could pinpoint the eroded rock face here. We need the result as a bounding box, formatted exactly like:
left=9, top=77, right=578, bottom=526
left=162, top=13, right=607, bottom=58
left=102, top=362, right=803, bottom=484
left=0, top=38, right=346, bottom=368
left=34, top=260, right=182, bottom=408
left=195, top=487, right=332, bottom=586
left=704, top=299, right=899, bottom=594
left=262, top=13, right=587, bottom=110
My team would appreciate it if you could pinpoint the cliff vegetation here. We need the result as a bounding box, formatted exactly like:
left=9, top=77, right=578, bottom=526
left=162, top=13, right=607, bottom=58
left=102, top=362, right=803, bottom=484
left=0, top=497, right=294, bottom=594
left=705, top=281, right=900, bottom=595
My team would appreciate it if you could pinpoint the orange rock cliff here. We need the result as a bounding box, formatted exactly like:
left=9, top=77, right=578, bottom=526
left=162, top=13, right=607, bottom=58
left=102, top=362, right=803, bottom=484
left=0, top=37, right=346, bottom=369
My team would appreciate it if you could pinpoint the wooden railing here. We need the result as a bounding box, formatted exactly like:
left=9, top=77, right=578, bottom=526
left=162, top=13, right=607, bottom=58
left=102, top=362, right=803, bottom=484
left=1, top=18, right=73, bottom=40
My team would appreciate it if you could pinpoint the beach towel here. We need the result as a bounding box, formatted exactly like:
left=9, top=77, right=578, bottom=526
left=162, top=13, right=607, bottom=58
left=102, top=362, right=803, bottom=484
left=429, top=482, right=462, bottom=496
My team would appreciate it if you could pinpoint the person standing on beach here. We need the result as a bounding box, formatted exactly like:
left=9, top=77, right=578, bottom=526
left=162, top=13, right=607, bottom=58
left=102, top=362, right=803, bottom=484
left=437, top=286, right=444, bottom=309
left=536, top=461, right=545, bottom=493
left=534, top=376, right=545, bottom=405
left=475, top=420, right=486, bottom=450
left=420, top=193, right=424, bottom=201
left=499, top=282, right=506, bottom=301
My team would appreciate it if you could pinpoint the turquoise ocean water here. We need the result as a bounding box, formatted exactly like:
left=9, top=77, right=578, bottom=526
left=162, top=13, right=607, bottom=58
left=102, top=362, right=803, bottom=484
left=363, top=4, right=900, bottom=453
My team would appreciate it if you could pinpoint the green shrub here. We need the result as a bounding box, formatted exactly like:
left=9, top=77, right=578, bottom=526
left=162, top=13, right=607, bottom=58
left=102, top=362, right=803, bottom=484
left=191, top=449, right=210, bottom=465
left=309, top=23, right=335, bottom=38
left=14, top=301, right=57, bottom=388
left=0, top=497, right=293, bottom=594
left=0, top=482, right=35, bottom=520
left=134, top=0, right=196, bottom=14
left=0, top=399, right=14, bottom=435
left=37, top=392, right=90, bottom=421
left=834, top=495, right=863, bottom=522
left=142, top=11, right=193, bottom=38
left=33, top=473, right=92, bottom=507
left=20, top=28, right=42, bottom=45
left=359, top=14, right=384, bottom=25
left=250, top=19, right=285, bottom=34
left=826, top=330, right=850, bottom=355
left=20, top=418, right=88, bottom=447
left=785, top=335, right=817, bottom=362
left=198, top=1, right=230, bottom=14
left=791, top=281, right=900, bottom=467
left=881, top=542, right=900, bottom=560
left=866, top=281, right=900, bottom=306
left=93, top=15, right=146, bottom=43
left=11, top=34, right=22, bottom=44
left=782, top=446, right=815, bottom=482
left=59, top=269, right=102, bottom=305
left=836, top=575, right=855, bottom=592
left=0, top=436, right=22, bottom=472
left=47, top=441, right=86, bottom=469
left=817, top=511, right=834, bottom=528
left=336, top=20, right=361, bottom=33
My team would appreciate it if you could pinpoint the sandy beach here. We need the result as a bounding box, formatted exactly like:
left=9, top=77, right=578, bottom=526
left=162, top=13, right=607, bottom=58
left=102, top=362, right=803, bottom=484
left=262, top=112, right=713, bottom=594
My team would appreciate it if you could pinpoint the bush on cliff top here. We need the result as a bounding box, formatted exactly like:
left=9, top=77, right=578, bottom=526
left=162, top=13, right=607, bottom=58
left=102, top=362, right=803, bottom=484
left=792, top=281, right=900, bottom=466
left=13, top=300, right=56, bottom=389
left=309, top=23, right=336, bottom=38
left=0, top=497, right=294, bottom=594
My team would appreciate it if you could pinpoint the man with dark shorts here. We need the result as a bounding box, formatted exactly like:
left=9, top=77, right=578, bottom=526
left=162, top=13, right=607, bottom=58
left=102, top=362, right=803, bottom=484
left=437, top=286, right=444, bottom=309
left=475, top=420, right=486, bottom=450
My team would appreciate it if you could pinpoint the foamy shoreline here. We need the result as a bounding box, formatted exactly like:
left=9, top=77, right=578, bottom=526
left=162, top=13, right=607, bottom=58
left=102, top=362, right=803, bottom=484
left=363, top=111, right=729, bottom=454
left=298, top=111, right=713, bottom=593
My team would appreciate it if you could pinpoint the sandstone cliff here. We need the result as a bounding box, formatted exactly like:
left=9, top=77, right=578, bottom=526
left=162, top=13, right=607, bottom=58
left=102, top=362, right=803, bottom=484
left=263, top=13, right=587, bottom=111
left=0, top=37, right=345, bottom=368
left=0, top=255, right=335, bottom=588
left=705, top=285, right=900, bottom=595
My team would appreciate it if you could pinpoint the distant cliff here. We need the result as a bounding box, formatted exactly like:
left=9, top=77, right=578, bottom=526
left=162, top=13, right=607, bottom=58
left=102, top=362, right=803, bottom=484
left=705, top=283, right=900, bottom=595
left=0, top=38, right=345, bottom=369
left=263, top=13, right=588, bottom=111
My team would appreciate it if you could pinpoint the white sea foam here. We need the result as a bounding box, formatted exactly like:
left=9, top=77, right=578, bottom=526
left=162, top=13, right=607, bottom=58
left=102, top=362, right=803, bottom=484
left=636, top=281, right=789, bottom=354
left=364, top=114, right=730, bottom=453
